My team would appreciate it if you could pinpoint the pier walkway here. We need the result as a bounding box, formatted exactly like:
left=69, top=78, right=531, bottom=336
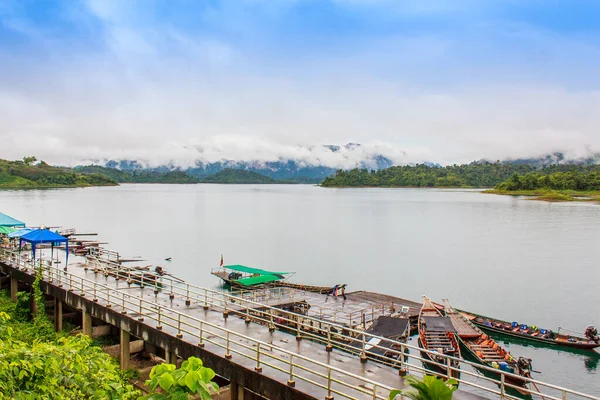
left=1, top=248, right=597, bottom=400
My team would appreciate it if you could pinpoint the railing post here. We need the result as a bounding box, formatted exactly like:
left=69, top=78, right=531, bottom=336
left=360, top=333, right=368, bottom=363
left=138, top=298, right=144, bottom=321
left=562, top=390, right=567, bottom=400
left=106, top=287, right=111, bottom=308
left=93, top=282, right=98, bottom=302
left=446, top=356, right=452, bottom=379
left=326, top=326, right=333, bottom=352
left=169, top=278, right=174, bottom=300
left=225, top=332, right=232, bottom=359
left=177, top=313, right=183, bottom=338
left=203, top=288, right=208, bottom=309
left=245, top=305, right=251, bottom=324
left=68, top=274, right=73, bottom=291
left=198, top=321, right=204, bottom=348
left=399, top=344, right=407, bottom=376
left=296, top=317, right=302, bottom=341
left=185, top=284, right=191, bottom=306
left=223, top=294, right=229, bottom=319
left=269, top=309, right=275, bottom=332
left=500, top=373, right=506, bottom=400
left=372, top=384, right=377, bottom=400
left=255, top=343, right=262, bottom=372
left=287, top=354, right=295, bottom=387
left=156, top=306, right=163, bottom=330
left=325, top=367, right=333, bottom=400
left=121, top=293, right=127, bottom=314
left=140, top=273, right=144, bottom=289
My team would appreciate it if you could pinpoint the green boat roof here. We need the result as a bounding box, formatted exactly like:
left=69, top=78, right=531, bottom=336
left=224, top=264, right=291, bottom=276
left=235, top=275, right=285, bottom=286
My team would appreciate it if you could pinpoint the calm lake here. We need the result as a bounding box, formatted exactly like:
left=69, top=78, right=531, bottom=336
left=1, top=184, right=599, bottom=395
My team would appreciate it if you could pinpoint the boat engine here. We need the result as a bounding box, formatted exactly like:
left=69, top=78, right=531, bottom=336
left=517, top=357, right=532, bottom=378
left=585, top=326, right=599, bottom=343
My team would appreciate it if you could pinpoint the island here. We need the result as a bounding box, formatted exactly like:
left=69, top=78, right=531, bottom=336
left=486, top=171, right=600, bottom=202
left=0, top=157, right=117, bottom=188
left=199, top=168, right=294, bottom=184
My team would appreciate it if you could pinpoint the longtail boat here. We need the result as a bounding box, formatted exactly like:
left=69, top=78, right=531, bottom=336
left=211, top=264, right=338, bottom=294
left=418, top=296, right=461, bottom=378
left=458, top=310, right=600, bottom=351
left=443, top=300, right=532, bottom=393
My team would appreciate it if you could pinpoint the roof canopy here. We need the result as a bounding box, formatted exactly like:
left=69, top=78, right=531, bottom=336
left=235, top=275, right=285, bottom=286
left=8, top=228, right=34, bottom=238
left=0, top=212, right=25, bottom=227
left=225, top=264, right=291, bottom=276
left=0, top=226, right=17, bottom=235
left=422, top=316, right=457, bottom=332
left=21, top=229, right=68, bottom=244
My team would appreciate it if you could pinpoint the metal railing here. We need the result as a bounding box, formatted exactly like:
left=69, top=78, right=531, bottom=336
left=1, top=248, right=598, bottom=400
left=80, top=251, right=600, bottom=400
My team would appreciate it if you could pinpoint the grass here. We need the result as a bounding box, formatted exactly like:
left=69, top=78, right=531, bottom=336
left=484, top=189, right=600, bottom=203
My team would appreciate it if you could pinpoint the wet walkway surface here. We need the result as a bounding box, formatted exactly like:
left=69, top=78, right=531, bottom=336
left=59, top=260, right=488, bottom=400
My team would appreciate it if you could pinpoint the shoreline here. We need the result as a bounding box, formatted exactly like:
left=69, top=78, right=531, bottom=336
left=484, top=189, right=600, bottom=203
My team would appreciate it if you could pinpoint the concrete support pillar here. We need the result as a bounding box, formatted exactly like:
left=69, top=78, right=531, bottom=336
left=82, top=309, right=92, bottom=337
left=230, top=381, right=239, bottom=400
left=10, top=277, right=18, bottom=302
left=54, top=298, right=63, bottom=332
left=120, top=329, right=130, bottom=371
left=165, top=350, right=177, bottom=365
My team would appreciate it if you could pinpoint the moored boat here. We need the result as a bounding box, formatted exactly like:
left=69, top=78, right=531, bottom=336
left=458, top=310, right=600, bottom=351
left=443, top=300, right=532, bottom=393
left=418, top=296, right=461, bottom=379
left=211, top=264, right=338, bottom=294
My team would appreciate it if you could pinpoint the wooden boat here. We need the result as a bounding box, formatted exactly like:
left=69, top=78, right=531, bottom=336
left=458, top=310, right=600, bottom=351
left=212, top=264, right=337, bottom=294
left=443, top=300, right=531, bottom=392
left=271, top=280, right=336, bottom=294
left=418, top=296, right=461, bottom=378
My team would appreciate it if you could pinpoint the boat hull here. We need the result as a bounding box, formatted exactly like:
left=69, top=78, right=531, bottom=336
left=473, top=323, right=600, bottom=351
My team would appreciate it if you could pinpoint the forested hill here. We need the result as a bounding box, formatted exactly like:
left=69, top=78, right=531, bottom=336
left=320, top=162, right=600, bottom=188
left=75, top=165, right=198, bottom=184
left=496, top=171, right=600, bottom=191
left=0, top=157, right=117, bottom=188
left=199, top=168, right=288, bottom=184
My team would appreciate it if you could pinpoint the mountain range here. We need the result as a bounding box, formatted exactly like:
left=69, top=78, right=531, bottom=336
left=80, top=146, right=600, bottom=184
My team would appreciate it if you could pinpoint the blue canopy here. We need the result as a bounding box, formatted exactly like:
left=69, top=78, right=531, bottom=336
left=20, top=229, right=69, bottom=264
left=8, top=228, right=34, bottom=238
left=0, top=212, right=25, bottom=227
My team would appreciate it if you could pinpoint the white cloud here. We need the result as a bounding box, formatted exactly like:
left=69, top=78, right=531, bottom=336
left=0, top=1, right=600, bottom=167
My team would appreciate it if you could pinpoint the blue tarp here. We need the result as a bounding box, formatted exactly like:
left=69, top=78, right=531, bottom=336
left=8, top=228, right=34, bottom=238
left=20, top=229, right=69, bottom=264
left=0, top=212, right=25, bottom=227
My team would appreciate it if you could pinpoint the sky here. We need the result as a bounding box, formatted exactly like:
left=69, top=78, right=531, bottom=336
left=1, top=0, right=600, bottom=168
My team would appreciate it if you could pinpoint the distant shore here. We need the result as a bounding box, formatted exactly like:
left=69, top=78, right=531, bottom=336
left=484, top=189, right=600, bottom=203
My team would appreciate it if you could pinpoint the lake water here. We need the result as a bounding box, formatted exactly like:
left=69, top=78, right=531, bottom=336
left=1, top=184, right=599, bottom=395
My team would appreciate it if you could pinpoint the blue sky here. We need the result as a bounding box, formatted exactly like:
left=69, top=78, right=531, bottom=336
left=1, top=0, right=600, bottom=166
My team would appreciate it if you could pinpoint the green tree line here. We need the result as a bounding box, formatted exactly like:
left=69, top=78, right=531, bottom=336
left=320, top=162, right=600, bottom=188
left=496, top=171, right=600, bottom=191
left=0, top=158, right=117, bottom=188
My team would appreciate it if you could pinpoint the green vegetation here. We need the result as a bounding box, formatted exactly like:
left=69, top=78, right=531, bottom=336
left=141, top=357, right=219, bottom=400
left=200, top=168, right=292, bottom=184
left=488, top=171, right=600, bottom=202
left=0, top=157, right=117, bottom=189
left=0, top=270, right=138, bottom=399
left=75, top=165, right=198, bottom=184
left=389, top=375, right=457, bottom=400
left=320, top=162, right=600, bottom=188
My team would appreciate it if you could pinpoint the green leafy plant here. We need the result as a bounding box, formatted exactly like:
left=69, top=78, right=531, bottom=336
left=389, top=375, right=458, bottom=400
left=141, top=357, right=219, bottom=400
